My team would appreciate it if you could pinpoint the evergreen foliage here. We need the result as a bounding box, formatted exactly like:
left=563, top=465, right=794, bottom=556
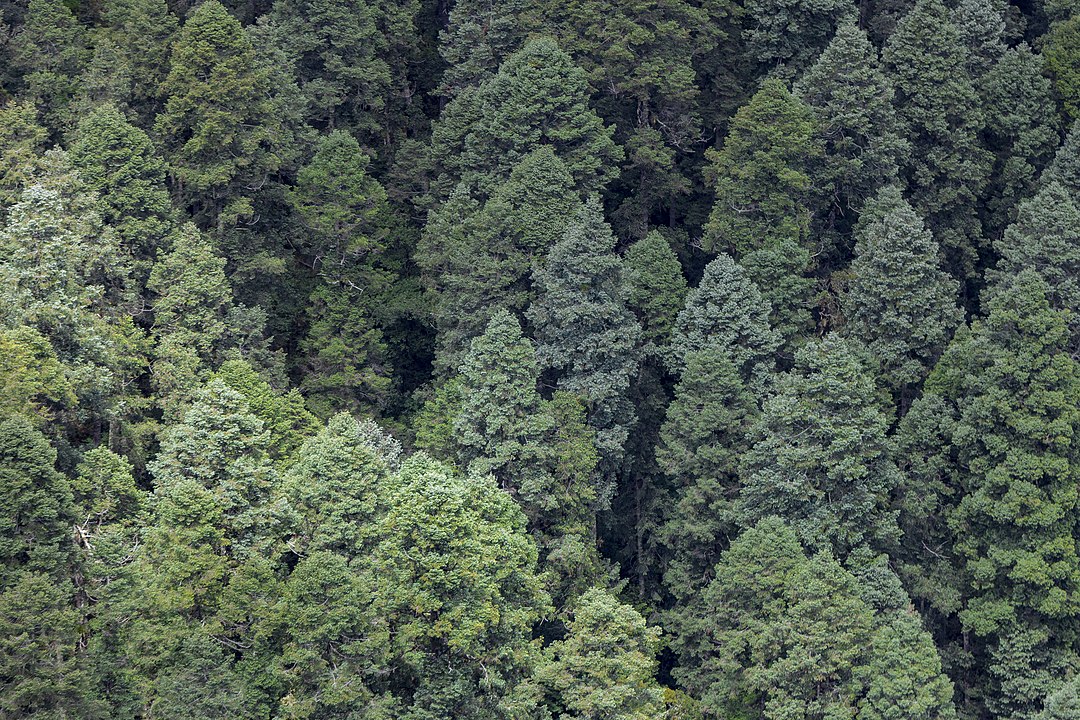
left=844, top=185, right=963, bottom=400
left=0, top=0, right=1075, bottom=715
left=882, top=0, right=992, bottom=280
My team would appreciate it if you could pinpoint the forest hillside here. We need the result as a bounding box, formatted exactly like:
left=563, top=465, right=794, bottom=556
left=1, top=0, right=1079, bottom=716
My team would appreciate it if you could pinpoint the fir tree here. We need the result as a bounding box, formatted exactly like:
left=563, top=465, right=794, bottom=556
left=624, top=231, right=688, bottom=350
left=454, top=309, right=553, bottom=499
left=989, top=182, right=1080, bottom=352
left=10, top=0, right=90, bottom=134
left=528, top=198, right=643, bottom=490
left=1044, top=124, right=1080, bottom=196
left=656, top=347, right=756, bottom=599
left=453, top=310, right=602, bottom=601
left=740, top=0, right=848, bottom=74
left=1045, top=15, right=1080, bottom=122
left=0, top=100, right=48, bottom=211
left=69, top=104, right=174, bottom=292
left=702, top=79, right=822, bottom=345
left=147, top=224, right=235, bottom=415
left=924, top=270, right=1080, bottom=718
left=677, top=518, right=954, bottom=720
left=979, top=44, right=1060, bottom=236
left=537, top=588, right=666, bottom=719
left=950, top=0, right=1007, bottom=77
left=280, top=412, right=395, bottom=558
left=794, top=18, right=909, bottom=257
left=420, top=147, right=580, bottom=374
left=437, top=0, right=538, bottom=95
left=665, top=253, right=780, bottom=396
left=0, top=417, right=74, bottom=588
left=288, top=130, right=391, bottom=283
left=154, top=0, right=277, bottom=230
left=0, top=573, right=102, bottom=718
left=97, top=0, right=178, bottom=122
left=736, top=336, right=902, bottom=556
left=882, top=0, right=992, bottom=281
left=431, top=36, right=622, bottom=198
left=360, top=455, right=551, bottom=716
left=844, top=185, right=963, bottom=402
left=268, top=0, right=392, bottom=136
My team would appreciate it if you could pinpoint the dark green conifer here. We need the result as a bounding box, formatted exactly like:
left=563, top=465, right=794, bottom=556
left=624, top=231, right=689, bottom=350
left=154, top=0, right=277, bottom=230
left=702, top=79, right=822, bottom=345
left=528, top=198, right=643, bottom=489
left=736, top=336, right=901, bottom=556
left=70, top=104, right=174, bottom=291
left=989, top=182, right=1080, bottom=351
left=665, top=253, right=780, bottom=396
left=979, top=44, right=1060, bottom=236
left=882, top=0, right=992, bottom=280
left=844, top=185, right=962, bottom=401
left=794, top=19, right=908, bottom=256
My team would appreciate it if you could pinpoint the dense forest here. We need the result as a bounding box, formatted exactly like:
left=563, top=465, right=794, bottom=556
left=1, top=0, right=1079, bottom=715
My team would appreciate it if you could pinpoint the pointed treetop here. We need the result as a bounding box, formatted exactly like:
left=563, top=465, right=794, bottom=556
left=666, top=253, right=780, bottom=392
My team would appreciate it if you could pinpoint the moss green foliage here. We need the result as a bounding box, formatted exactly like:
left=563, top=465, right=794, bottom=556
left=0, top=0, right=1076, bottom=716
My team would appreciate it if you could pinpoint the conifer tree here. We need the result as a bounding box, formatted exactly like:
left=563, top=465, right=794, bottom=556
left=1044, top=124, right=1080, bottom=196
left=452, top=310, right=602, bottom=601
left=454, top=309, right=552, bottom=496
left=542, top=0, right=726, bottom=234
left=528, top=198, right=643, bottom=488
left=1040, top=678, right=1080, bottom=720
left=147, top=380, right=276, bottom=558
left=989, top=182, right=1080, bottom=351
left=70, top=104, right=174, bottom=292
left=268, top=0, right=394, bottom=137
left=288, top=131, right=390, bottom=283
left=624, top=231, right=688, bottom=350
left=437, top=0, right=538, bottom=95
left=1045, top=15, right=1080, bottom=122
left=979, top=44, right=1060, bottom=236
left=280, top=412, right=395, bottom=557
left=676, top=518, right=955, bottom=720
left=211, top=359, right=320, bottom=463
left=421, top=148, right=580, bottom=374
left=736, top=336, right=902, bottom=556
left=665, top=253, right=780, bottom=396
left=359, top=456, right=551, bottom=716
left=147, top=224, right=234, bottom=414
left=950, top=0, right=1007, bottom=77
left=921, top=270, right=1080, bottom=718
left=656, top=347, right=756, bottom=599
left=97, top=0, right=178, bottom=122
left=882, top=0, right=992, bottom=280
left=0, top=327, right=75, bottom=424
left=154, top=0, right=277, bottom=230
left=856, top=609, right=958, bottom=720
left=0, top=416, right=74, bottom=588
left=537, top=588, right=666, bottom=719
left=10, top=0, right=90, bottom=134
left=740, top=0, right=848, bottom=74
left=678, top=520, right=959, bottom=720
left=0, top=155, right=143, bottom=438
left=431, top=36, right=622, bottom=198
left=844, top=185, right=963, bottom=401
left=270, top=550, right=383, bottom=717
left=0, top=100, right=48, bottom=211
left=794, top=19, right=908, bottom=255
left=702, top=79, right=822, bottom=345
left=288, top=131, right=395, bottom=417
left=0, top=572, right=102, bottom=718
